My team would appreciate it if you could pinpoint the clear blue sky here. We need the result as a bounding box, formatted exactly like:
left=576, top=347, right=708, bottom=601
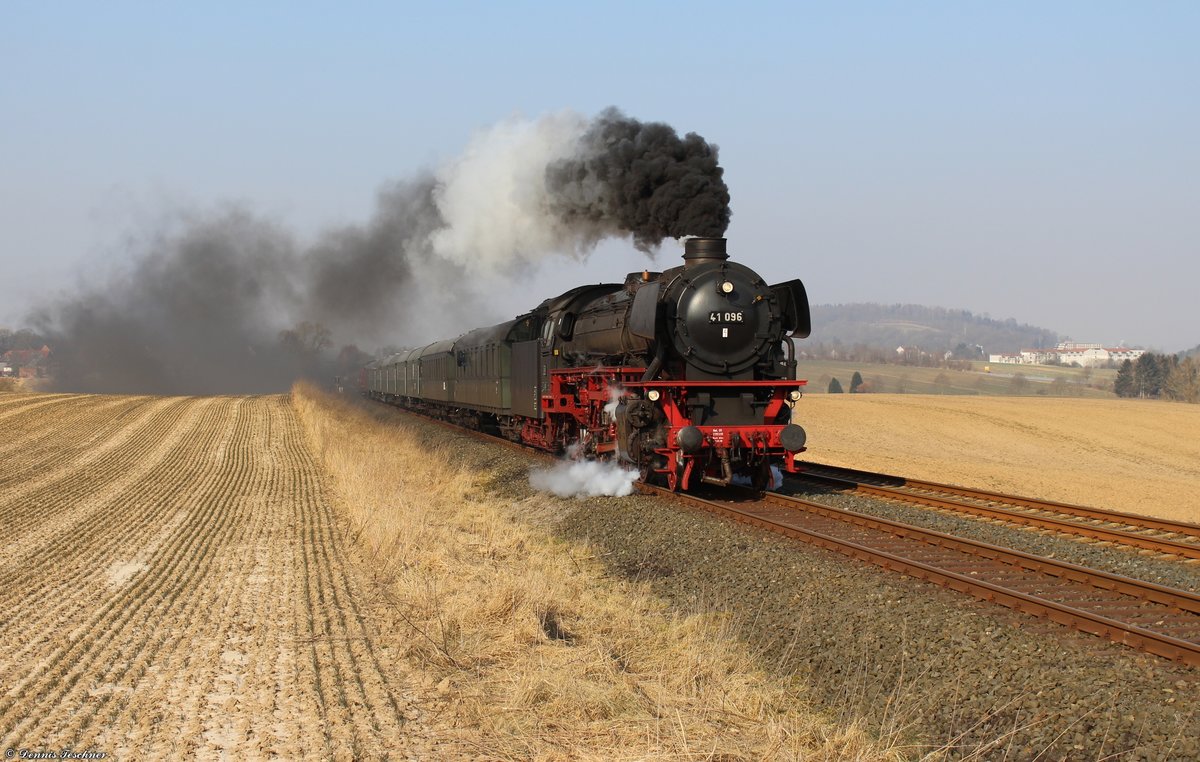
left=3, top=1, right=1197, bottom=350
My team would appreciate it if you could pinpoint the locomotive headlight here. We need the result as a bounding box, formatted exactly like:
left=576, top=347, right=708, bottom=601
left=647, top=389, right=661, bottom=402
left=719, top=280, right=735, bottom=294
left=787, top=390, right=802, bottom=401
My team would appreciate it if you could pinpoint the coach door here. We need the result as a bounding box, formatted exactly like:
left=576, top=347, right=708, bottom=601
left=511, top=341, right=541, bottom=418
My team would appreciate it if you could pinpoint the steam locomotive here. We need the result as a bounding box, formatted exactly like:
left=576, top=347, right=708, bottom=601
left=363, top=237, right=809, bottom=491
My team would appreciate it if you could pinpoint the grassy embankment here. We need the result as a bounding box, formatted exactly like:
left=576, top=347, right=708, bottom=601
left=801, top=360, right=1116, bottom=398
left=291, top=383, right=906, bottom=760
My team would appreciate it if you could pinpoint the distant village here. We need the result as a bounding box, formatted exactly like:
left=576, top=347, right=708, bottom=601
left=988, top=342, right=1144, bottom=368
left=0, top=344, right=52, bottom=379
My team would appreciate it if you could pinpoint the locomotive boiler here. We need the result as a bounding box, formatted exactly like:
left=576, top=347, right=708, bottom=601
left=364, top=237, right=810, bottom=491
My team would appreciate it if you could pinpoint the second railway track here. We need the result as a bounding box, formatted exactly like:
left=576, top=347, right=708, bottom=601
left=793, top=460, right=1200, bottom=561
left=644, top=484, right=1200, bottom=666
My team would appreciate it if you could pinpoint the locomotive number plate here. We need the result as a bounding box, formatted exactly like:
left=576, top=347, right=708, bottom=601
left=709, top=311, right=744, bottom=324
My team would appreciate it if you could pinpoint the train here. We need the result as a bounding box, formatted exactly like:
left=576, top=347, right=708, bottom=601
left=362, top=237, right=810, bottom=491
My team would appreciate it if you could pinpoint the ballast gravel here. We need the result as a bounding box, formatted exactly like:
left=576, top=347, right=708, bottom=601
left=403, top=412, right=1199, bottom=759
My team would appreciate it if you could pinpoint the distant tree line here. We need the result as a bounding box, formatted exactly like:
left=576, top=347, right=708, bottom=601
left=1114, top=353, right=1200, bottom=403
left=0, top=328, right=48, bottom=354
left=277, top=321, right=371, bottom=390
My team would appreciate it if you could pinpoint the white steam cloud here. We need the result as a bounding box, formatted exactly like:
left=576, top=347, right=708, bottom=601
left=431, top=111, right=594, bottom=273
left=529, top=459, right=639, bottom=498
left=603, top=384, right=623, bottom=420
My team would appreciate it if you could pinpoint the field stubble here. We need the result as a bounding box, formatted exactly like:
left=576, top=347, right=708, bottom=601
left=0, top=391, right=436, bottom=758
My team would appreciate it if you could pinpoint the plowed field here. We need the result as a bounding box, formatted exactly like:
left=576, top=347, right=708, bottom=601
left=0, top=393, right=432, bottom=758
left=798, top=394, right=1200, bottom=522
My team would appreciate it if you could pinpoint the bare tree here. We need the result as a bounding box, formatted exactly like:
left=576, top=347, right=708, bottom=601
left=1164, top=357, right=1200, bottom=403
left=279, top=321, right=333, bottom=356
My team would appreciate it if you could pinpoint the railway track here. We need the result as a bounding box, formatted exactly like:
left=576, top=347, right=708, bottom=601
left=792, top=461, right=1200, bottom=561
left=643, top=484, right=1200, bottom=666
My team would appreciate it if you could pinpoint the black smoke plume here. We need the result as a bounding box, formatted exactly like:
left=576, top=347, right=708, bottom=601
left=546, top=108, right=731, bottom=251
left=33, top=109, right=731, bottom=395
left=36, top=210, right=303, bottom=394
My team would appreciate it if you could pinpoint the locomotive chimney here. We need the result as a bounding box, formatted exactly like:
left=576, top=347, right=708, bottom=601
left=682, top=237, right=728, bottom=267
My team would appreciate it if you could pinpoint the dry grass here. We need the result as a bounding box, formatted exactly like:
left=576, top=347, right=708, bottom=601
left=0, top=378, right=19, bottom=392
left=798, top=394, right=1200, bottom=523
left=292, top=383, right=909, bottom=760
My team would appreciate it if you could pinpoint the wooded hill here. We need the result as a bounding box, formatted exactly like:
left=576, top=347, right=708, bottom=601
left=809, top=304, right=1061, bottom=355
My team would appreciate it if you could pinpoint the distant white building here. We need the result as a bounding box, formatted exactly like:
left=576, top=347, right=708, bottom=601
left=989, top=342, right=1144, bottom=368
left=1107, top=348, right=1144, bottom=364
left=988, top=353, right=1024, bottom=365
